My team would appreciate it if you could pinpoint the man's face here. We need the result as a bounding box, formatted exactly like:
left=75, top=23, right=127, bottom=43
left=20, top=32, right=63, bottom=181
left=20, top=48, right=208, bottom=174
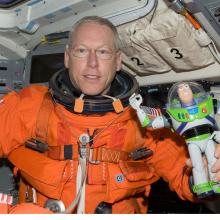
left=177, top=83, right=194, bottom=105
left=64, top=22, right=122, bottom=96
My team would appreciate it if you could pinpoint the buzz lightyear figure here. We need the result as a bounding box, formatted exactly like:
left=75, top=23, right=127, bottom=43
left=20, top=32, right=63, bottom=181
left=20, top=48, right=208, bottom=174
left=129, top=81, right=220, bottom=198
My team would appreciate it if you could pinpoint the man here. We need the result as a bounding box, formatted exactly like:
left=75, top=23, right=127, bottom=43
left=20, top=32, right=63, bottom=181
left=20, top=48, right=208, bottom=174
left=1, top=16, right=220, bottom=214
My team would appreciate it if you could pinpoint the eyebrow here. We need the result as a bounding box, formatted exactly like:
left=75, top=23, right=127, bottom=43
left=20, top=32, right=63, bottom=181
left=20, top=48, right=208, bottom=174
left=73, top=44, right=113, bottom=48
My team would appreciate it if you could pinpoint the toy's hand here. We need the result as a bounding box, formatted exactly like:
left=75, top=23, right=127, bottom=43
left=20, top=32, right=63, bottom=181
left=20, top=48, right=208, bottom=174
left=211, top=144, right=220, bottom=182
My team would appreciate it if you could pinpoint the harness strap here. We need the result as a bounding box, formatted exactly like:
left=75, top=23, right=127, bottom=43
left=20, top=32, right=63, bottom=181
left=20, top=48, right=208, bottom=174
left=35, top=92, right=133, bottom=164
left=48, top=145, right=130, bottom=163
left=36, top=92, right=54, bottom=142
left=19, top=92, right=53, bottom=204
left=90, top=147, right=130, bottom=164
left=50, top=145, right=153, bottom=165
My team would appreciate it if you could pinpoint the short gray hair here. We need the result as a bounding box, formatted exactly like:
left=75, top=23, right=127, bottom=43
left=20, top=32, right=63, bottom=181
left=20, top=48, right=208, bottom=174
left=67, top=16, right=120, bottom=50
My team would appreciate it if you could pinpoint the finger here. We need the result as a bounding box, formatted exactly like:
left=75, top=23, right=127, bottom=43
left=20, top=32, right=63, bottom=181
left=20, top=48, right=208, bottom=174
left=212, top=145, right=220, bottom=172
left=213, top=145, right=220, bottom=181
left=185, top=158, right=192, bottom=168
left=212, top=159, right=220, bottom=172
left=215, top=144, right=220, bottom=158
left=213, top=173, right=220, bottom=182
left=185, top=157, right=207, bottom=168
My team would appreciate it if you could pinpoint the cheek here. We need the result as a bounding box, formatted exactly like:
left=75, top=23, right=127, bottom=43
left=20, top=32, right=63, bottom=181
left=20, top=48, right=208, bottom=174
left=103, top=62, right=117, bottom=78
left=69, top=61, right=84, bottom=78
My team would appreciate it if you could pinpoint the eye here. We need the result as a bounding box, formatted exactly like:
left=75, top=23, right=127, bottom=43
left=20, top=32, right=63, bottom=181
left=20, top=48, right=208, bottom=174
left=178, top=86, right=184, bottom=91
left=96, top=48, right=113, bottom=59
left=97, top=49, right=110, bottom=55
left=78, top=48, right=87, bottom=54
left=72, top=47, right=89, bottom=57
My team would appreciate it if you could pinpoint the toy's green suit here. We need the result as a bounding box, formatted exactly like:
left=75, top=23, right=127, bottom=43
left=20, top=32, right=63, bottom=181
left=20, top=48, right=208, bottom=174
left=167, top=95, right=220, bottom=197
left=130, top=81, right=220, bottom=198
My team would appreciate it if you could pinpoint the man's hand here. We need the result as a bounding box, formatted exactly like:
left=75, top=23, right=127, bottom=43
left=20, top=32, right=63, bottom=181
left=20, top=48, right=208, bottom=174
left=211, top=131, right=220, bottom=144
left=186, top=144, right=220, bottom=182
left=212, top=144, right=220, bottom=182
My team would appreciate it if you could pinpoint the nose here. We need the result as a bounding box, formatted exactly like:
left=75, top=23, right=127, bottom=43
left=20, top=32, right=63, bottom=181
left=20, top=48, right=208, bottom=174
left=87, top=50, right=98, bottom=68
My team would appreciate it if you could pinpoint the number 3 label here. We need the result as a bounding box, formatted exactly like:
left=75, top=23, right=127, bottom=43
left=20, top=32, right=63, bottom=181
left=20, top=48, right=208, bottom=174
left=170, top=48, right=183, bottom=59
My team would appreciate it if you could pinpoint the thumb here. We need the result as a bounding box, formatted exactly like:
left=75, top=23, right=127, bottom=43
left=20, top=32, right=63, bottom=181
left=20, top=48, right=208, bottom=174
left=215, top=144, right=220, bottom=158
left=185, top=158, right=192, bottom=168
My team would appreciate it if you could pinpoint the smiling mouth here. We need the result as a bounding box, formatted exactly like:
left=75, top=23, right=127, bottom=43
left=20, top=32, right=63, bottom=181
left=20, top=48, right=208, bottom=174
left=183, top=92, right=189, bottom=95
left=84, top=75, right=100, bottom=79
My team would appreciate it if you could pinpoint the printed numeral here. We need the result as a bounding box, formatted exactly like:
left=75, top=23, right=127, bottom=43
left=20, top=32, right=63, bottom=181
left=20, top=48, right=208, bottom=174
left=170, top=48, right=183, bottom=59
left=131, top=57, right=144, bottom=66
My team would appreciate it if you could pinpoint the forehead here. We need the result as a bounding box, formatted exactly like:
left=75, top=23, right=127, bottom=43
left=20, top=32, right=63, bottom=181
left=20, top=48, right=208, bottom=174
left=178, top=83, right=189, bottom=89
left=71, top=22, right=115, bottom=47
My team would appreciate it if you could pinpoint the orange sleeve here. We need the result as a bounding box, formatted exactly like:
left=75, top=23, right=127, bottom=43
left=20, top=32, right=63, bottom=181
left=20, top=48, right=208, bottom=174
left=146, top=128, right=196, bottom=202
left=9, top=203, right=53, bottom=214
left=0, top=85, right=48, bottom=157
left=8, top=146, right=71, bottom=199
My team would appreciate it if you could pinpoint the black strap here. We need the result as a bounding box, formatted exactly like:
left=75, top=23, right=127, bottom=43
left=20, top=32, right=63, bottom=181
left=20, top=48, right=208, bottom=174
left=182, top=124, right=214, bottom=139
left=64, top=145, right=73, bottom=160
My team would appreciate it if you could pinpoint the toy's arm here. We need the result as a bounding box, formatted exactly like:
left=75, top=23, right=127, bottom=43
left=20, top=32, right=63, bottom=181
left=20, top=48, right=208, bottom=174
left=141, top=106, right=170, bottom=129
left=129, top=93, right=170, bottom=128
left=129, top=93, right=150, bottom=127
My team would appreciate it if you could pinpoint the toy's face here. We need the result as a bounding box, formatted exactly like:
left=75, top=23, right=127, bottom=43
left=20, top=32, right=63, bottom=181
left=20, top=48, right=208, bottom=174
left=177, top=83, right=194, bottom=105
left=167, top=81, right=207, bottom=109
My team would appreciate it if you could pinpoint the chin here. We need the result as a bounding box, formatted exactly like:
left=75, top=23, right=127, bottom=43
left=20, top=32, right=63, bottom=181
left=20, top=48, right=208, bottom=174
left=82, top=89, right=102, bottom=96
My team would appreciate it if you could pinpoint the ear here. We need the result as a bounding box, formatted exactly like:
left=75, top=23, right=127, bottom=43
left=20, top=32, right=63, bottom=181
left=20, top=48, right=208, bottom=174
left=64, top=47, right=70, bottom=68
left=116, top=51, right=122, bottom=71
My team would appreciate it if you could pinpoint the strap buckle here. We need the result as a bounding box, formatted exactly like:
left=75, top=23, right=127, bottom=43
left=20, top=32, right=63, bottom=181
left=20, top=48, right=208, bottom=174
left=25, top=138, right=48, bottom=153
left=89, top=148, right=100, bottom=164
left=129, top=147, right=153, bottom=160
left=78, top=134, right=90, bottom=159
